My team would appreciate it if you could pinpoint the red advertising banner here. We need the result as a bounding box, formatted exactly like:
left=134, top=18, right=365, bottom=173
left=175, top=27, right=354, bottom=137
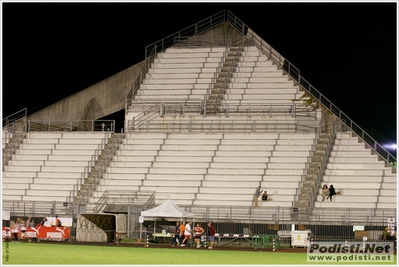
left=2, top=225, right=70, bottom=241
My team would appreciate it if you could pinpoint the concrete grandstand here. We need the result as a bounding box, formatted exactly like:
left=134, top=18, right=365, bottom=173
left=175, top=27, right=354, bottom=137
left=2, top=11, right=396, bottom=241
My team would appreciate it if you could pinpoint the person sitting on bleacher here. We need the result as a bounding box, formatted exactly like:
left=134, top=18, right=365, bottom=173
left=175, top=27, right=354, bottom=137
left=328, top=185, right=341, bottom=201
left=322, top=184, right=329, bottom=201
left=262, top=191, right=268, bottom=201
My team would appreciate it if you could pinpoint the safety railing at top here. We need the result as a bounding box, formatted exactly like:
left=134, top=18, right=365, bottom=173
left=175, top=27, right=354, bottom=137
left=2, top=108, right=27, bottom=132
left=144, top=10, right=226, bottom=58
left=173, top=35, right=232, bottom=48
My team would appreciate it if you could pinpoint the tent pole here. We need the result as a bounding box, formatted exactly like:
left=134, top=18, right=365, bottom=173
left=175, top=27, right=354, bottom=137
left=154, top=218, right=156, bottom=241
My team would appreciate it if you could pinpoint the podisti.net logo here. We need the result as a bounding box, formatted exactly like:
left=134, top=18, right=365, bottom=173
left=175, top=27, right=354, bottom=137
left=307, top=241, right=394, bottom=263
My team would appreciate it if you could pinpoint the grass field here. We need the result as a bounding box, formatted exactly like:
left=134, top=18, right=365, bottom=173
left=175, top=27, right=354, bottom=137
left=2, top=242, right=397, bottom=265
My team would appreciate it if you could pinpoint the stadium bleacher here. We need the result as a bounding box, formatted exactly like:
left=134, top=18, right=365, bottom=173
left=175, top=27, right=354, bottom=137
left=2, top=39, right=396, bottom=227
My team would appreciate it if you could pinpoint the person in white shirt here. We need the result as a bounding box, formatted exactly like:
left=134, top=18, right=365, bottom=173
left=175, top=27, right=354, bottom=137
left=180, top=221, right=193, bottom=247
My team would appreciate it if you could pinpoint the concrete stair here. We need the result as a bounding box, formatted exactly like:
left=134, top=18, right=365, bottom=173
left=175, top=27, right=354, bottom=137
left=295, top=133, right=331, bottom=209
left=74, top=133, right=124, bottom=204
left=205, top=47, right=243, bottom=114
left=2, top=132, right=26, bottom=168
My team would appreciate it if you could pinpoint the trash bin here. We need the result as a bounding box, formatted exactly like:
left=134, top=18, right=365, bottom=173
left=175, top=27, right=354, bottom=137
left=291, top=230, right=311, bottom=248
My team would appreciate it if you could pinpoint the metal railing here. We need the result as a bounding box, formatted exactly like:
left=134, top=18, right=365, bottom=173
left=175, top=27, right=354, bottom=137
left=145, top=11, right=226, bottom=58
left=26, top=120, right=115, bottom=132
left=92, top=190, right=156, bottom=213
left=173, top=35, right=232, bottom=48
left=130, top=95, right=318, bottom=122
left=127, top=120, right=318, bottom=134
left=309, top=122, right=339, bottom=211
left=205, top=44, right=244, bottom=115
left=3, top=200, right=395, bottom=226
left=124, top=45, right=157, bottom=113
left=127, top=101, right=317, bottom=123
left=294, top=120, right=322, bottom=204
left=67, top=131, right=113, bottom=204
left=203, top=45, right=229, bottom=115
left=2, top=108, right=27, bottom=131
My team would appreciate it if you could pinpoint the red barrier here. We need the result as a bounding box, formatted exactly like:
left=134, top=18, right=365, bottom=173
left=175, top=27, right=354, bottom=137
left=2, top=225, right=70, bottom=241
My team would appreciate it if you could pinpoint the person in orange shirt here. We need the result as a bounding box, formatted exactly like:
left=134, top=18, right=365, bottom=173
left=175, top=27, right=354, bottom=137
left=179, top=221, right=186, bottom=245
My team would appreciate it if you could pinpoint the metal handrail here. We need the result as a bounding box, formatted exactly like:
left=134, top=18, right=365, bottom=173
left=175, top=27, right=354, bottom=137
left=89, top=133, right=124, bottom=203
left=3, top=198, right=395, bottom=224
left=92, top=190, right=156, bottom=212
left=26, top=120, right=115, bottom=132
left=128, top=101, right=316, bottom=121
left=204, top=45, right=230, bottom=116
left=294, top=121, right=322, bottom=204
left=145, top=11, right=226, bottom=58
left=2, top=108, right=27, bottom=128
left=127, top=120, right=318, bottom=134
left=173, top=35, right=232, bottom=48
left=124, top=46, right=158, bottom=113
left=66, top=131, right=111, bottom=203
left=309, top=122, right=338, bottom=211
left=207, top=40, right=244, bottom=115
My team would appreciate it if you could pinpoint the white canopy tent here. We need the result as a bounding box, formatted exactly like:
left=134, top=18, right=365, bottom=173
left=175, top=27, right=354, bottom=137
left=141, top=200, right=195, bottom=236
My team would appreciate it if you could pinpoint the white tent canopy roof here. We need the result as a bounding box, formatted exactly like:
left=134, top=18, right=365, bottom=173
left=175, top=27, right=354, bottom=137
left=141, top=199, right=194, bottom=218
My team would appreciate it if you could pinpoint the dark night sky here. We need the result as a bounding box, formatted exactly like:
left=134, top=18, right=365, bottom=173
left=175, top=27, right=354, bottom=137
left=1, top=2, right=397, bottom=151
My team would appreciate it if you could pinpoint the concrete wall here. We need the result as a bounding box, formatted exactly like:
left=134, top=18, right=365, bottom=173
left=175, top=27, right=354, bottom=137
left=198, top=22, right=246, bottom=44
left=27, top=60, right=145, bottom=122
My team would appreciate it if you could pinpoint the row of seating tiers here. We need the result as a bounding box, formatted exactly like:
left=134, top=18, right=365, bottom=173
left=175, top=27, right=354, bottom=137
left=3, top=129, right=395, bottom=212
left=89, top=131, right=315, bottom=208
left=133, top=46, right=314, bottom=116
left=314, top=132, right=396, bottom=210
left=136, top=47, right=227, bottom=102
left=2, top=45, right=396, bottom=214
left=2, top=132, right=109, bottom=202
left=223, top=46, right=305, bottom=110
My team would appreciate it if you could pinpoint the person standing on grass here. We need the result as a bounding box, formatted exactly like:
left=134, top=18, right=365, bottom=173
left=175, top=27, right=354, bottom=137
left=194, top=223, right=204, bottom=248
left=171, top=221, right=180, bottom=246
left=12, top=219, right=21, bottom=242
left=180, top=221, right=192, bottom=247
left=179, top=220, right=186, bottom=244
left=19, top=216, right=31, bottom=239
left=207, top=221, right=216, bottom=249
